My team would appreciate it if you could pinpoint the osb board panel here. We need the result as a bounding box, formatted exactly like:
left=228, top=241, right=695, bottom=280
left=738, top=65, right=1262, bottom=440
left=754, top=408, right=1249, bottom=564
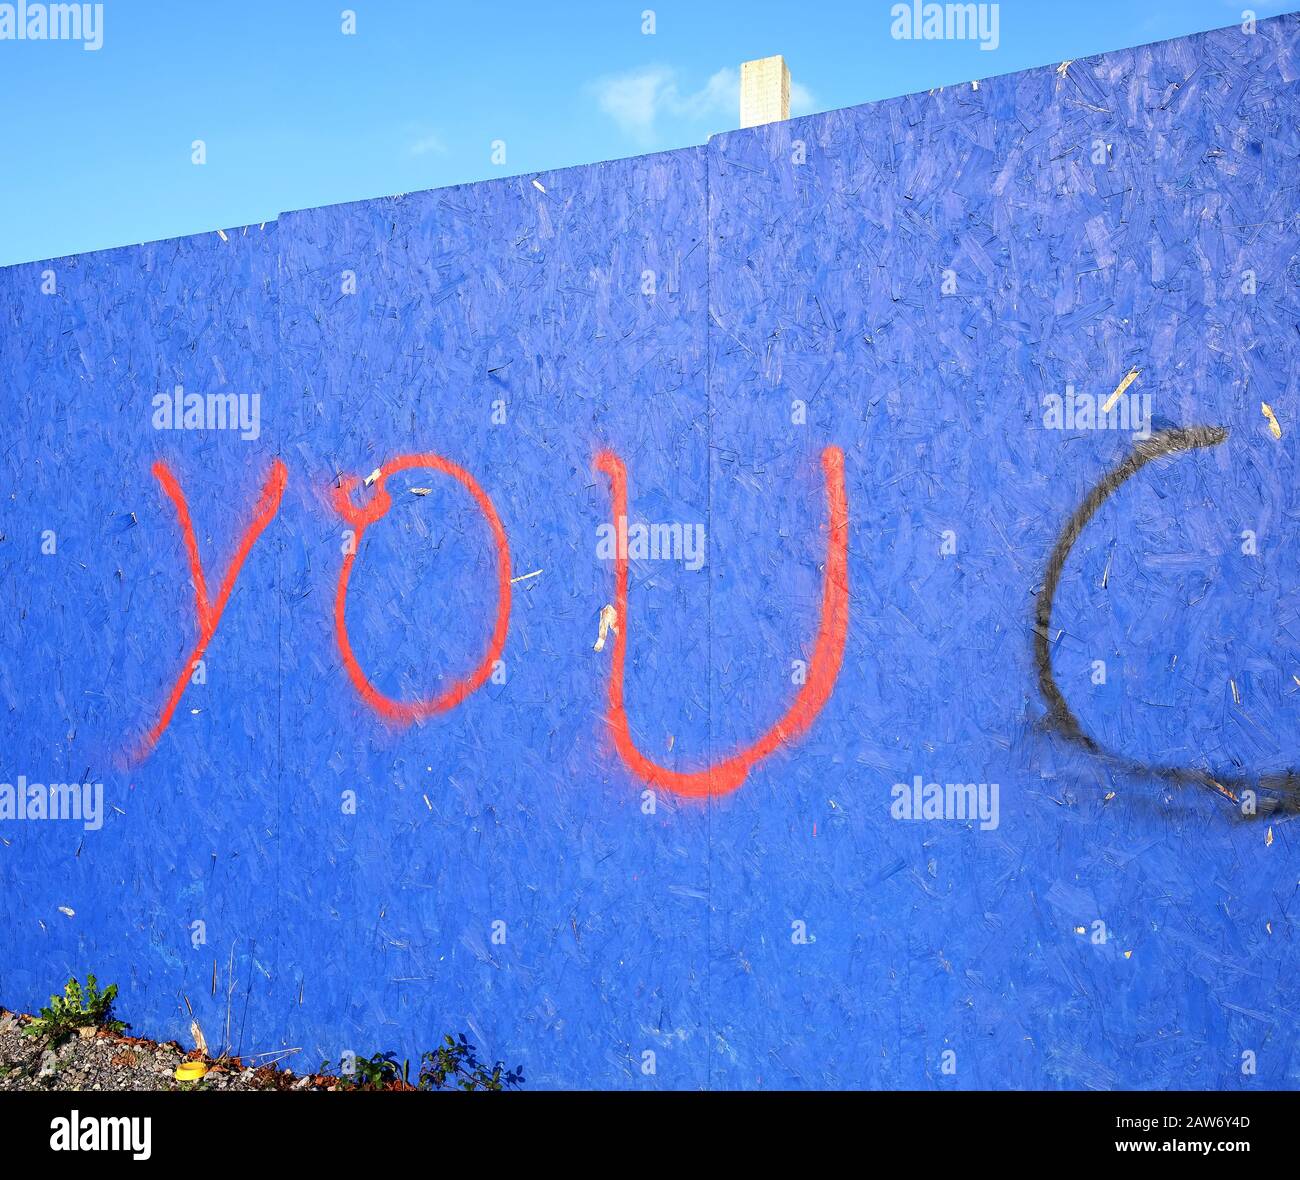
left=703, top=15, right=1299, bottom=1087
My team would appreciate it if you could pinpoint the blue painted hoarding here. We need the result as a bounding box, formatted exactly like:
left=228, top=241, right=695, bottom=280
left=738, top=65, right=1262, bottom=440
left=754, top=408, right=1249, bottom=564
left=2, top=16, right=1298, bottom=1087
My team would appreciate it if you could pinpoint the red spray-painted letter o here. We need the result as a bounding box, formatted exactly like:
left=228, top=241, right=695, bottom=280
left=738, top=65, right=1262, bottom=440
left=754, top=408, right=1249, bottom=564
left=330, top=454, right=512, bottom=723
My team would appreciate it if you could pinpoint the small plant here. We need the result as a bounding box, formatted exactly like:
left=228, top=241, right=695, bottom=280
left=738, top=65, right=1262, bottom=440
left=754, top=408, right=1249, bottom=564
left=23, top=974, right=127, bottom=1046
left=419, top=1034, right=524, bottom=1091
left=320, top=1050, right=410, bottom=1091
left=320, top=1034, right=523, bottom=1092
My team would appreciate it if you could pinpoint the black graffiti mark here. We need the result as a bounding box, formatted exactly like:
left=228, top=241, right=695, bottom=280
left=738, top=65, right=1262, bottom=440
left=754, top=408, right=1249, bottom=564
left=1034, top=425, right=1300, bottom=818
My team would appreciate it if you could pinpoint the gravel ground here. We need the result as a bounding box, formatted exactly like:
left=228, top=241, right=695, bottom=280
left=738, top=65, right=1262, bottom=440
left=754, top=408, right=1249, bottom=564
left=0, top=1007, right=330, bottom=1091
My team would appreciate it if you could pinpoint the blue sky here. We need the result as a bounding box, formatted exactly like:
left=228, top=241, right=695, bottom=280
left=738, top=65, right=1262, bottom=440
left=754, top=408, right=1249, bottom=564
left=0, top=0, right=1294, bottom=266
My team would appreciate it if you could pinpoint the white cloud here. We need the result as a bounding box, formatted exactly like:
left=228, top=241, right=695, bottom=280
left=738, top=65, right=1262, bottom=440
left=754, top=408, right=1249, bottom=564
left=589, top=65, right=817, bottom=143
left=790, top=81, right=816, bottom=116
left=408, top=132, right=447, bottom=157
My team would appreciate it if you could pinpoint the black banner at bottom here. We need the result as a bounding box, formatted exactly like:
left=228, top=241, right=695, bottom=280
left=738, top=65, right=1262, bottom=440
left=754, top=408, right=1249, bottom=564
left=0, top=1089, right=1288, bottom=1165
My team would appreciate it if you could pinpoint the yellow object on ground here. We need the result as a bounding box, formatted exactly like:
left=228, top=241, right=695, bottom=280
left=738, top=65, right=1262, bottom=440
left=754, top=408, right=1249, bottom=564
left=174, top=1060, right=209, bottom=1081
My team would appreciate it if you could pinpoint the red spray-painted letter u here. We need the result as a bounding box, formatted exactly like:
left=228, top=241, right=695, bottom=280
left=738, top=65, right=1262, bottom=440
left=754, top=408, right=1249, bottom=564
left=593, top=446, right=850, bottom=798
